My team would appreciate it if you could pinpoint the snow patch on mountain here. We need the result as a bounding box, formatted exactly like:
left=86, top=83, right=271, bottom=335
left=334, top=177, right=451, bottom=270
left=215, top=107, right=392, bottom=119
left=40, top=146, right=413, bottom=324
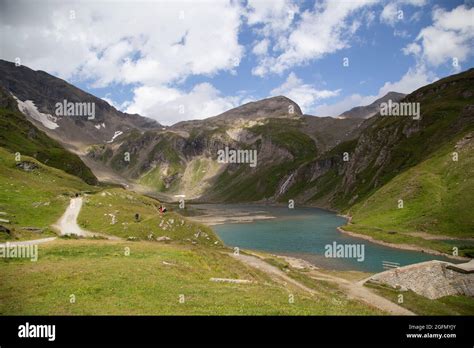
left=95, top=123, right=106, bottom=130
left=107, top=130, right=123, bottom=143
left=13, top=96, right=59, bottom=130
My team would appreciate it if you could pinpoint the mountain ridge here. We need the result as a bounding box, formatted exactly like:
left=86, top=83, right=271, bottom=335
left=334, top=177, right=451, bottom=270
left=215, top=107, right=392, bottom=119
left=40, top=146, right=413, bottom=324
left=339, top=91, right=406, bottom=119
left=0, top=59, right=160, bottom=149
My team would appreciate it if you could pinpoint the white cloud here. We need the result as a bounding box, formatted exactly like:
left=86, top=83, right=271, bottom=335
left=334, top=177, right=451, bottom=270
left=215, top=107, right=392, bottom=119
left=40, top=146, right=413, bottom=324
left=409, top=5, right=474, bottom=68
left=365, top=10, right=376, bottom=26
left=380, top=2, right=400, bottom=26
left=380, top=0, right=427, bottom=27
left=246, top=0, right=298, bottom=36
left=252, top=39, right=270, bottom=56
left=252, top=0, right=377, bottom=76
left=378, top=64, right=435, bottom=95
left=0, top=1, right=248, bottom=126
left=402, top=42, right=422, bottom=56
left=101, top=97, right=119, bottom=109
left=0, top=0, right=244, bottom=87
left=314, top=64, right=436, bottom=116
left=270, top=72, right=340, bottom=113
left=314, top=93, right=378, bottom=116
left=125, top=83, right=243, bottom=125
left=410, top=10, right=423, bottom=22
left=394, top=29, right=411, bottom=38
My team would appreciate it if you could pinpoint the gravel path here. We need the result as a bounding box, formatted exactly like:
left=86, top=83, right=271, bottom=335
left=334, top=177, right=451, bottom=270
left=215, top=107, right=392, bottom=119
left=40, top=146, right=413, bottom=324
left=232, top=252, right=414, bottom=315
left=52, top=197, right=120, bottom=240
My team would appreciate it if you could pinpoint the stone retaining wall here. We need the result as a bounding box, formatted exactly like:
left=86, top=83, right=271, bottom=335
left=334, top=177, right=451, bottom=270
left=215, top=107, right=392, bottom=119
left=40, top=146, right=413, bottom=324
left=369, top=260, right=474, bottom=299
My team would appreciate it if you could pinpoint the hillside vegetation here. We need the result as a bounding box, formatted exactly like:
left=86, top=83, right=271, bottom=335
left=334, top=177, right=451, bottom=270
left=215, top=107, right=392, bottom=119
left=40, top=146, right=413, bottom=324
left=348, top=134, right=474, bottom=238
left=0, top=147, right=94, bottom=241
left=77, top=188, right=220, bottom=246
left=0, top=239, right=382, bottom=315
left=0, top=87, right=97, bottom=184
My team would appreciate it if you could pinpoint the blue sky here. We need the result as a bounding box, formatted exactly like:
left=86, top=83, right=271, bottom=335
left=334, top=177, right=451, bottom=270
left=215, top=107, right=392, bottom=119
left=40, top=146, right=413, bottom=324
left=1, top=0, right=473, bottom=124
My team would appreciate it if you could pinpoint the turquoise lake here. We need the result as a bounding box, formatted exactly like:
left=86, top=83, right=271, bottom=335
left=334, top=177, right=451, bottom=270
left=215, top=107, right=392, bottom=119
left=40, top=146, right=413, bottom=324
left=201, top=204, right=461, bottom=273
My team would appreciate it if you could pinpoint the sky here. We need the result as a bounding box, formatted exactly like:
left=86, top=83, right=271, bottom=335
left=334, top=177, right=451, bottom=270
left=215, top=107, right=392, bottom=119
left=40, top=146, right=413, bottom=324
left=1, top=0, right=473, bottom=125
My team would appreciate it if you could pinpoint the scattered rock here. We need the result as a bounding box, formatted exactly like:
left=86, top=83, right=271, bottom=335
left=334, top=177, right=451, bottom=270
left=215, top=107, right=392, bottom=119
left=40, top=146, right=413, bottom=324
left=32, top=201, right=50, bottom=208
left=210, top=278, right=252, bottom=284
left=156, top=236, right=171, bottom=242
left=21, top=227, right=44, bottom=233
left=107, top=213, right=117, bottom=225
left=16, top=161, right=39, bottom=171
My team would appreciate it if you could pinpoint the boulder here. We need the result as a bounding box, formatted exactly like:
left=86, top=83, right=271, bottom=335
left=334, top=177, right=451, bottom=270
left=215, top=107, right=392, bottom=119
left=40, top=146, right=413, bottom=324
left=16, top=161, right=39, bottom=171
left=156, top=236, right=171, bottom=242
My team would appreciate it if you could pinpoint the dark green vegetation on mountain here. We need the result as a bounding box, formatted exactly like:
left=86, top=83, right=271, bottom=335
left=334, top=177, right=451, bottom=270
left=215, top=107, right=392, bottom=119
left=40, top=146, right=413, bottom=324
left=0, top=87, right=97, bottom=185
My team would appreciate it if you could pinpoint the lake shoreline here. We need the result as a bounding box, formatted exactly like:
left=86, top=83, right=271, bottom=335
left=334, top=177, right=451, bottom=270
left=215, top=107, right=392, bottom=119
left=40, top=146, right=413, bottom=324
left=192, top=203, right=470, bottom=271
left=337, top=227, right=470, bottom=262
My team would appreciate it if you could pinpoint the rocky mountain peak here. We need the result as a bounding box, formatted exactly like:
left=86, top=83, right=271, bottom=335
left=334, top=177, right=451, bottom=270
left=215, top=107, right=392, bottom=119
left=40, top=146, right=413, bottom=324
left=209, top=95, right=303, bottom=122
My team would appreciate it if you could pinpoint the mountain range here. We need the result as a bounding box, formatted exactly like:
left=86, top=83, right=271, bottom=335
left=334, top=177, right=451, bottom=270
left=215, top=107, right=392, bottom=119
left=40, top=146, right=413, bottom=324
left=1, top=59, right=473, bottom=238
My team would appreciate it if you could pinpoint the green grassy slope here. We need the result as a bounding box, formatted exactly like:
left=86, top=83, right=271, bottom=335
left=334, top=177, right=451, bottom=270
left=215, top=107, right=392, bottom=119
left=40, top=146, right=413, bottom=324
left=0, top=147, right=95, bottom=241
left=78, top=188, right=219, bottom=245
left=348, top=134, right=474, bottom=238
left=282, top=68, right=474, bottom=252
left=0, top=239, right=382, bottom=315
left=0, top=88, right=98, bottom=185
left=365, top=282, right=474, bottom=315
left=296, top=69, right=473, bottom=212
